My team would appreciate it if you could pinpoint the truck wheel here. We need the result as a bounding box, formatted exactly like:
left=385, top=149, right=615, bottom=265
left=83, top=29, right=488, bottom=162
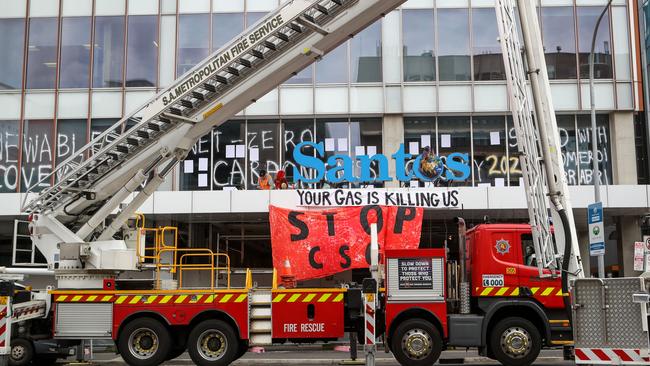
left=187, top=319, right=238, bottom=366
left=9, top=338, right=34, bottom=366
left=118, top=317, right=172, bottom=366
left=391, top=319, right=442, bottom=366
left=490, top=317, right=542, bottom=366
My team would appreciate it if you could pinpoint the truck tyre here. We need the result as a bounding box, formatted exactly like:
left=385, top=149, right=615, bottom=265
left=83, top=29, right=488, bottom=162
left=391, top=319, right=442, bottom=366
left=490, top=317, right=542, bottom=366
left=118, top=317, right=172, bottom=366
left=9, top=338, right=34, bottom=366
left=187, top=319, right=238, bottom=366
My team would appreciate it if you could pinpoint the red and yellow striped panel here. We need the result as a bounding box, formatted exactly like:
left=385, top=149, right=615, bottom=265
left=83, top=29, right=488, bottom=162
left=475, top=286, right=567, bottom=297
left=54, top=293, right=248, bottom=304
left=272, top=292, right=344, bottom=303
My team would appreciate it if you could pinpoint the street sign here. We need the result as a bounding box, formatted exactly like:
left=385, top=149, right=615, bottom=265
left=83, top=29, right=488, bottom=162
left=588, top=202, right=605, bottom=256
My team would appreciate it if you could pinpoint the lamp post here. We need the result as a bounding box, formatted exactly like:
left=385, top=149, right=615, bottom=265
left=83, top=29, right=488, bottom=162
left=589, top=0, right=612, bottom=278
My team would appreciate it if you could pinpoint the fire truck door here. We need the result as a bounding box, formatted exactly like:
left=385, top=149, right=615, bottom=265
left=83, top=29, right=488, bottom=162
left=480, top=231, right=521, bottom=297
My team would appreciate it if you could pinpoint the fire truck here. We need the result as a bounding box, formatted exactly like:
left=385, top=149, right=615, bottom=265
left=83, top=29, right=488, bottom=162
left=0, top=0, right=586, bottom=365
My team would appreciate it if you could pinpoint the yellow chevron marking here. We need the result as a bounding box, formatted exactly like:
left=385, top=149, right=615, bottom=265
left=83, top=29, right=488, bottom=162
left=115, top=296, right=128, bottom=304
left=288, top=294, right=301, bottom=303
left=495, top=287, right=509, bottom=296
left=145, top=296, right=158, bottom=304
left=175, top=295, right=188, bottom=304
left=101, top=295, right=113, bottom=302
left=160, top=295, right=173, bottom=304
left=235, top=294, right=247, bottom=303
left=56, top=295, right=68, bottom=302
left=71, top=295, right=83, bottom=302
left=87, top=295, right=97, bottom=302
left=220, top=294, right=233, bottom=303
left=511, top=288, right=519, bottom=296
left=556, top=289, right=567, bottom=296
left=333, top=294, right=344, bottom=303
left=273, top=294, right=286, bottom=303
left=302, top=294, right=317, bottom=302
left=480, top=288, right=493, bottom=296
left=129, top=296, right=142, bottom=304
left=204, top=295, right=215, bottom=303
left=190, top=295, right=204, bottom=304
left=531, top=287, right=540, bottom=295
left=541, top=287, right=555, bottom=296
left=318, top=293, right=331, bottom=303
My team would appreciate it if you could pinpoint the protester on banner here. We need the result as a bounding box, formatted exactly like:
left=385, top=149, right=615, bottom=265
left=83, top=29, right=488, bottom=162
left=258, top=170, right=272, bottom=190
left=274, top=170, right=289, bottom=189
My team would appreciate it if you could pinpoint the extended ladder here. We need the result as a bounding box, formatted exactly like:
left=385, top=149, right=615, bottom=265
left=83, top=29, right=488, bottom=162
left=496, top=0, right=582, bottom=277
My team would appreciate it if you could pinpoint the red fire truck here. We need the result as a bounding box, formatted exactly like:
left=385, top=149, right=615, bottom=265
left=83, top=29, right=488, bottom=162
left=1, top=0, right=583, bottom=365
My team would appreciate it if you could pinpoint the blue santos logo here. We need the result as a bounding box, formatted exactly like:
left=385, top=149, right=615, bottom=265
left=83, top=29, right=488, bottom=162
left=292, top=142, right=470, bottom=184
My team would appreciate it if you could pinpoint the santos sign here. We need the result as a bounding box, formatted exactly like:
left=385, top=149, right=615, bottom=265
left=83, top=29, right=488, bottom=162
left=293, top=142, right=470, bottom=184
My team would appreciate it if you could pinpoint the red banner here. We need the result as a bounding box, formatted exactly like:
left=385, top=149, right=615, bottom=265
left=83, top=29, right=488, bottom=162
left=269, top=205, right=423, bottom=281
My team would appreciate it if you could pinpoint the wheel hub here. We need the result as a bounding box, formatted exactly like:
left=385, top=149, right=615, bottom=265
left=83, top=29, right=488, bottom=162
left=128, top=328, right=159, bottom=360
left=401, top=329, right=432, bottom=359
left=198, top=330, right=227, bottom=361
left=501, top=327, right=531, bottom=358
left=11, top=345, right=25, bottom=360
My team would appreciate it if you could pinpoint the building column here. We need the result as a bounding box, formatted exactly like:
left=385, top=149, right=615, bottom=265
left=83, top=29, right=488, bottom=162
left=383, top=114, right=404, bottom=188
left=577, top=228, right=592, bottom=277
left=609, top=111, right=637, bottom=184
left=618, top=216, right=642, bottom=277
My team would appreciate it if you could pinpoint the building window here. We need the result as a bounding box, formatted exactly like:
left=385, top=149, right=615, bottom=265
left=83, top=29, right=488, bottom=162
left=212, top=13, right=244, bottom=51
left=351, top=118, right=383, bottom=187
left=126, top=15, right=158, bottom=87
left=180, top=132, right=211, bottom=191
left=26, top=18, right=58, bottom=89
left=577, top=7, right=612, bottom=79
left=438, top=116, right=471, bottom=186
left=282, top=119, right=316, bottom=186
left=246, top=12, right=266, bottom=27
left=93, top=16, right=125, bottom=88
left=0, top=121, right=20, bottom=193
left=472, top=8, right=505, bottom=81
left=404, top=117, right=435, bottom=186
left=350, top=21, right=382, bottom=83
left=316, top=119, right=349, bottom=185
left=21, top=120, right=54, bottom=192
left=316, top=44, right=348, bottom=84
left=59, top=17, right=92, bottom=89
left=177, top=14, right=210, bottom=77
left=213, top=121, right=246, bottom=189
left=56, top=119, right=87, bottom=169
left=473, top=116, right=507, bottom=186
left=542, top=7, right=577, bottom=80
left=577, top=114, right=612, bottom=185
left=556, top=115, right=579, bottom=186
left=247, top=120, right=281, bottom=190
left=438, top=8, right=470, bottom=81
left=402, top=9, right=435, bottom=82
left=0, top=19, right=25, bottom=90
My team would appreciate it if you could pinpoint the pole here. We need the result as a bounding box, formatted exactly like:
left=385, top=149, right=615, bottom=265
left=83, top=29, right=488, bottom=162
left=589, top=0, right=612, bottom=278
left=639, top=1, right=650, bottom=188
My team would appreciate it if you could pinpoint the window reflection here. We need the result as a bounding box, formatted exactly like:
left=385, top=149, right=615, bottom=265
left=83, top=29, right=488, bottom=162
left=403, top=10, right=435, bottom=82
left=246, top=12, right=266, bottom=27
left=212, top=13, right=244, bottom=51
left=93, top=16, right=125, bottom=88
left=126, top=15, right=158, bottom=87
left=438, top=9, right=470, bottom=81
left=60, top=17, right=92, bottom=89
left=178, top=14, right=210, bottom=76
left=472, top=8, right=505, bottom=81
left=26, top=18, right=58, bottom=89
left=0, top=19, right=25, bottom=90
left=542, top=7, right=577, bottom=79
left=351, top=22, right=382, bottom=82
left=577, top=7, right=612, bottom=79
left=316, top=43, right=348, bottom=84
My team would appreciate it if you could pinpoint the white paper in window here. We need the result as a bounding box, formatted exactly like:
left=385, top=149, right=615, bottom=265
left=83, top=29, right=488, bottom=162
left=420, top=135, right=431, bottom=149
left=325, top=138, right=335, bottom=152
left=409, top=180, right=419, bottom=188
left=408, top=141, right=419, bottom=155
left=477, top=183, right=491, bottom=188
left=183, top=160, right=194, bottom=173
left=441, top=134, right=451, bottom=148
left=367, top=146, right=377, bottom=156
left=354, top=146, right=365, bottom=156
left=198, top=174, right=208, bottom=187
left=490, top=131, right=501, bottom=146
left=198, top=158, right=208, bottom=172
left=225, top=145, right=236, bottom=158
left=338, top=138, right=348, bottom=151
left=249, top=148, right=259, bottom=162
left=235, top=145, right=245, bottom=158
left=494, top=178, right=505, bottom=187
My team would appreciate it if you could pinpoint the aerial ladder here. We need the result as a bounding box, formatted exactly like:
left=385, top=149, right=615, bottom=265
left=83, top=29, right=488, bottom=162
left=3, top=0, right=592, bottom=364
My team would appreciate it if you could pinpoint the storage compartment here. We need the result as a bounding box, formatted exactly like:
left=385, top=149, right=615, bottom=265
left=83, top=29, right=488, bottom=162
left=55, top=303, right=113, bottom=339
left=448, top=314, right=484, bottom=347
